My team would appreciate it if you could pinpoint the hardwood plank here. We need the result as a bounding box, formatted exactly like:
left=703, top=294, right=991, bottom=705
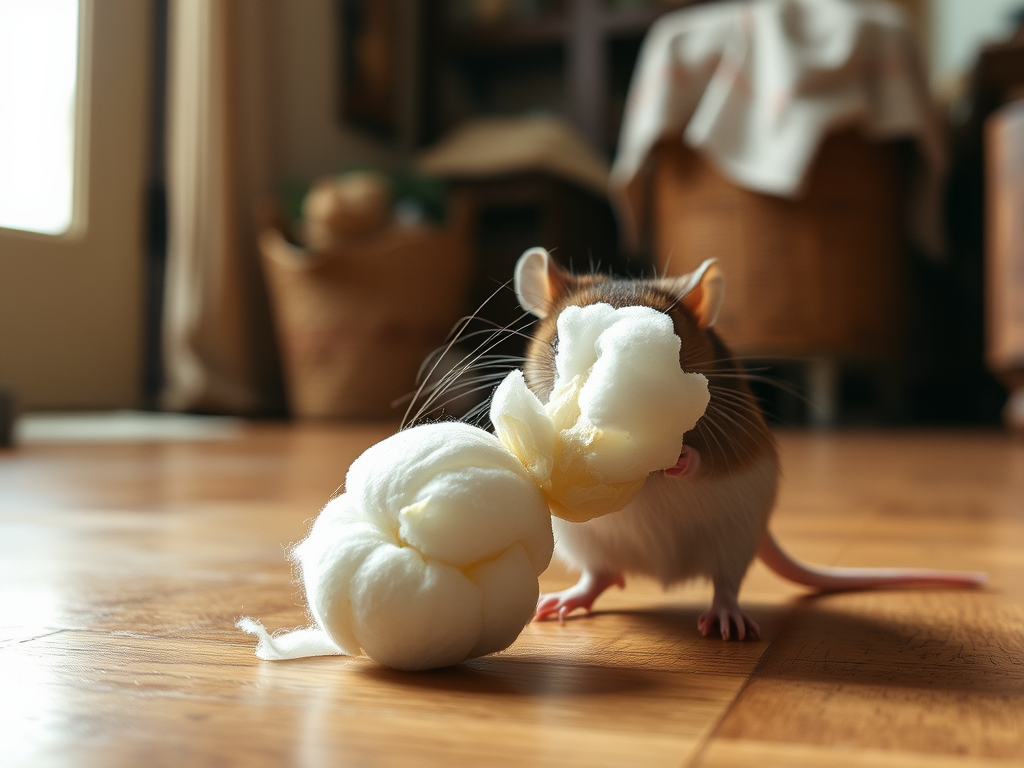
left=2, top=631, right=741, bottom=768
left=1, top=426, right=1022, bottom=766
left=709, top=592, right=1024, bottom=754
left=699, top=739, right=1022, bottom=768
left=701, top=431, right=1024, bottom=764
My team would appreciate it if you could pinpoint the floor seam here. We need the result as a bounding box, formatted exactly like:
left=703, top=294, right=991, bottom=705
left=1, top=628, right=69, bottom=648
left=681, top=616, right=788, bottom=768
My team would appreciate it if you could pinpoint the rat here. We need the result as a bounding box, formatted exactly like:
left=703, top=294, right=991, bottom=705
left=513, top=247, right=987, bottom=640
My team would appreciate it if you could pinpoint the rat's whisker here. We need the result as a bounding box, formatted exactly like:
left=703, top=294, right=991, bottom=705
left=406, top=313, right=533, bottom=427
left=703, top=403, right=765, bottom=463
left=402, top=286, right=534, bottom=428
left=402, top=281, right=518, bottom=428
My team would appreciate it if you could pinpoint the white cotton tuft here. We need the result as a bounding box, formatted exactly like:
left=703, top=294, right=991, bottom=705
left=491, top=303, right=709, bottom=522
left=236, top=617, right=345, bottom=660
left=241, top=422, right=554, bottom=671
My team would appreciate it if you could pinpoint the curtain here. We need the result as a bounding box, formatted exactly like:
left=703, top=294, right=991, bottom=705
left=161, top=0, right=284, bottom=415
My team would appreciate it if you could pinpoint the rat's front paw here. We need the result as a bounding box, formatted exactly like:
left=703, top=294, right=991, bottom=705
left=664, top=445, right=700, bottom=478
left=534, top=571, right=624, bottom=622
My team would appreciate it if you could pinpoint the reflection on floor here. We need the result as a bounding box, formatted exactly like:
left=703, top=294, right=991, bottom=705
left=16, top=410, right=242, bottom=443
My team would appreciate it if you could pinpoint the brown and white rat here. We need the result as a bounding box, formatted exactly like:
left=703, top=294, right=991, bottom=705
left=513, top=247, right=987, bottom=640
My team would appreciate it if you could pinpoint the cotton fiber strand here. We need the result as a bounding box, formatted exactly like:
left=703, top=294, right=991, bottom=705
left=491, top=302, right=709, bottom=522
left=239, top=421, right=553, bottom=671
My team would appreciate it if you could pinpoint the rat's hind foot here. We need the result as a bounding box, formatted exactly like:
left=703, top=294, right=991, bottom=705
left=697, top=583, right=760, bottom=641
left=697, top=607, right=760, bottom=641
left=534, top=570, right=624, bottom=622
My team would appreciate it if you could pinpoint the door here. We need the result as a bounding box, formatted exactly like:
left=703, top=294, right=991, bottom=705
left=0, top=0, right=151, bottom=409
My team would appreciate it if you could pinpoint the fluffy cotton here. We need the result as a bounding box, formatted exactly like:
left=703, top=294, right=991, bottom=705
left=491, top=303, right=710, bottom=522
left=239, top=421, right=553, bottom=671
left=240, top=302, right=707, bottom=669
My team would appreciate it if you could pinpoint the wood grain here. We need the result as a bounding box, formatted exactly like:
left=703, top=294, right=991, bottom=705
left=1, top=426, right=1022, bottom=766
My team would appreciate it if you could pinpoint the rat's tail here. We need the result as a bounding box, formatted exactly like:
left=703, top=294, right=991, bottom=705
left=757, top=531, right=987, bottom=592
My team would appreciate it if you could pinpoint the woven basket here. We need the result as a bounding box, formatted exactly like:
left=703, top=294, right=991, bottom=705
left=259, top=195, right=473, bottom=419
left=653, top=129, right=909, bottom=360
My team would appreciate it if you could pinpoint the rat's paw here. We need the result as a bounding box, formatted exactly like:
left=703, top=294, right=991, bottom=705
left=533, top=571, right=624, bottom=622
left=697, top=607, right=760, bottom=641
left=534, top=590, right=593, bottom=622
left=663, top=445, right=701, bottom=478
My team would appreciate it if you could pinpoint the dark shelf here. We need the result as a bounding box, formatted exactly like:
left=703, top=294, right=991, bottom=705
left=422, top=0, right=714, bottom=151
left=602, top=2, right=694, bottom=37
left=449, top=16, right=567, bottom=53
left=448, top=1, right=698, bottom=55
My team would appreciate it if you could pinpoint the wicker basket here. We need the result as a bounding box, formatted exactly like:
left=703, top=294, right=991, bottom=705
left=259, top=195, right=473, bottom=419
left=653, top=129, right=910, bottom=360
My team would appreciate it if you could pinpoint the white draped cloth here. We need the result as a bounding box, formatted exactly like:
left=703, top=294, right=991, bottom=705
left=610, top=0, right=946, bottom=256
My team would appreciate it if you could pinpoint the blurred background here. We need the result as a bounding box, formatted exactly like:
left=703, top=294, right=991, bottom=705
left=2, top=0, right=1024, bottom=442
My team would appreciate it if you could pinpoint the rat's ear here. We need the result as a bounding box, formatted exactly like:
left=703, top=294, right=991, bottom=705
left=666, top=259, right=724, bottom=329
left=514, top=247, right=570, bottom=318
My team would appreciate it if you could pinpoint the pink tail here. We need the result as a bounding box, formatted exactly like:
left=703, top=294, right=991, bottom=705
left=757, top=532, right=987, bottom=593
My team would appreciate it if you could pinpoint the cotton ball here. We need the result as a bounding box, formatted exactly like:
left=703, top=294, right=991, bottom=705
left=241, top=421, right=553, bottom=671
left=491, top=303, right=709, bottom=522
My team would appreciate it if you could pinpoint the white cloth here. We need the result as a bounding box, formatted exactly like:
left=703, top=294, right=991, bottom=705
left=611, top=0, right=946, bottom=256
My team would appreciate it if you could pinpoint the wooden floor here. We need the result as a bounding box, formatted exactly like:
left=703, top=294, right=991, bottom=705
left=1, top=425, right=1022, bottom=767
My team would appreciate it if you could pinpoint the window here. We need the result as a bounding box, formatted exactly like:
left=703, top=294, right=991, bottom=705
left=0, top=0, right=82, bottom=236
